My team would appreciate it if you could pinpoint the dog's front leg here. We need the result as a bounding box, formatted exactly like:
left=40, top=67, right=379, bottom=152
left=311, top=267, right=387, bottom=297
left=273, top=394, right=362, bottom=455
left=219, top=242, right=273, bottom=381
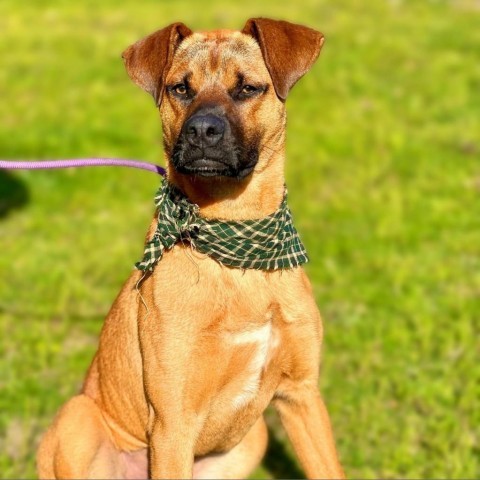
left=148, top=414, right=195, bottom=479
left=273, top=381, right=345, bottom=479
left=141, top=344, right=198, bottom=480
left=138, top=297, right=198, bottom=479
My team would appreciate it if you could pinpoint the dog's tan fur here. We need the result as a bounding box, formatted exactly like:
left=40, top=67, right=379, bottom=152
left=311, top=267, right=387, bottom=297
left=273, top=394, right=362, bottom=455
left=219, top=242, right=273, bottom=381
left=37, top=19, right=344, bottom=479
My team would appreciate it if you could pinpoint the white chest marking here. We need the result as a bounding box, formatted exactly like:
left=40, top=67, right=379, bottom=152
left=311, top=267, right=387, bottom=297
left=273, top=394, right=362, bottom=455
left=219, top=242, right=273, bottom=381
left=230, top=323, right=275, bottom=409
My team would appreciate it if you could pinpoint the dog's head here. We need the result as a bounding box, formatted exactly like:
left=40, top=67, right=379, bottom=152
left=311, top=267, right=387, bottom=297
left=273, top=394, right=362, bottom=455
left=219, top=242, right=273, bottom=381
left=122, top=19, right=323, bottom=181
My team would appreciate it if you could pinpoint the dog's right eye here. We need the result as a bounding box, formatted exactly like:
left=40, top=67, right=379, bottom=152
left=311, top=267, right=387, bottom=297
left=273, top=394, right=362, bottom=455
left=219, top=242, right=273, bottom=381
left=172, top=84, right=188, bottom=96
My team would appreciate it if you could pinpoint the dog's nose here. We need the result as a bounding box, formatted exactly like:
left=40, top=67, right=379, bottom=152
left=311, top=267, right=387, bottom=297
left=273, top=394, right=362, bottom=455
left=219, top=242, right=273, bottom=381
left=184, top=114, right=225, bottom=148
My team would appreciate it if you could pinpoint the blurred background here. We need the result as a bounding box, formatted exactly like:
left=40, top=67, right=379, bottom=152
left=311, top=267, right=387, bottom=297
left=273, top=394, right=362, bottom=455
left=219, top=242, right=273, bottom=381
left=0, top=0, right=479, bottom=478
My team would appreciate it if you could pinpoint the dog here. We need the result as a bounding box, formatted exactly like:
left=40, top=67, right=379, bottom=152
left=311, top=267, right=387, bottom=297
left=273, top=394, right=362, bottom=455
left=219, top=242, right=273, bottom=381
left=36, top=18, right=345, bottom=479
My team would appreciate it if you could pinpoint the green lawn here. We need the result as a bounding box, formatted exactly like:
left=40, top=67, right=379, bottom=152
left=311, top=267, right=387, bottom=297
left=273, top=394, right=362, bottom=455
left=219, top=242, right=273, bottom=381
left=0, top=0, right=479, bottom=478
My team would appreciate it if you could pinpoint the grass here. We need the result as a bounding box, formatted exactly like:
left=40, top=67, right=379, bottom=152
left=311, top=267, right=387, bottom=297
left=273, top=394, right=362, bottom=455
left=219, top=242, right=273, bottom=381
left=0, top=0, right=479, bottom=478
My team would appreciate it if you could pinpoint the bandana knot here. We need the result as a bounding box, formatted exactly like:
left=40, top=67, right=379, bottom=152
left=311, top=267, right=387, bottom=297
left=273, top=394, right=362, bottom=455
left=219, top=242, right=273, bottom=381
left=166, top=193, right=201, bottom=239
left=135, top=179, right=308, bottom=272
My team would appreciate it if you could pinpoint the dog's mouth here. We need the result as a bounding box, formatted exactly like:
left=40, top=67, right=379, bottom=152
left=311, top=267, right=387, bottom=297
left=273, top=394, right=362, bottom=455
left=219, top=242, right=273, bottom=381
left=178, top=158, right=233, bottom=177
left=176, top=156, right=257, bottom=179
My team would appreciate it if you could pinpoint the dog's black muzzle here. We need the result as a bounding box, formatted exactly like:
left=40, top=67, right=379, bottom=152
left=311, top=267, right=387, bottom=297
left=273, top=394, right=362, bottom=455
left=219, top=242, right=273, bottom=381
left=172, top=108, right=258, bottom=179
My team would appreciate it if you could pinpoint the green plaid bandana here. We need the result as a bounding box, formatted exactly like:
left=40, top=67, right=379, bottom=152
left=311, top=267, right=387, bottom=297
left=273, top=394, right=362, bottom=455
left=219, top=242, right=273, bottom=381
left=135, top=179, right=308, bottom=272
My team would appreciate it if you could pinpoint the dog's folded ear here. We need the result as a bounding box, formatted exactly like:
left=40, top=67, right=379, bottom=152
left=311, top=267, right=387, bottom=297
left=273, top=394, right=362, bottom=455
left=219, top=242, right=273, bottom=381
left=242, top=18, right=324, bottom=102
left=122, top=23, right=192, bottom=106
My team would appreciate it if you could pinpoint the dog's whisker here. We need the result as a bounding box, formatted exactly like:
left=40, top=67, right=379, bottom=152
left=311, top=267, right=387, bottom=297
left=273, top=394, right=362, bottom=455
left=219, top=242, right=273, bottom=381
left=135, top=271, right=151, bottom=321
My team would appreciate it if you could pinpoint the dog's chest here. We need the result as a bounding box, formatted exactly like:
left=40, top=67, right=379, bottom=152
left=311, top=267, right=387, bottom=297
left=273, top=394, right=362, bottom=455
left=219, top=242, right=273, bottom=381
left=194, top=315, right=283, bottom=454
left=150, top=253, right=287, bottom=453
left=227, top=321, right=279, bottom=408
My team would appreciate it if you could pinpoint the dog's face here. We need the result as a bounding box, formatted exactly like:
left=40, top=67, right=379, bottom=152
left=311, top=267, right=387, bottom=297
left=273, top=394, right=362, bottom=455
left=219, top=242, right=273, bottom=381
left=123, top=19, right=324, bottom=181
left=163, top=32, right=276, bottom=179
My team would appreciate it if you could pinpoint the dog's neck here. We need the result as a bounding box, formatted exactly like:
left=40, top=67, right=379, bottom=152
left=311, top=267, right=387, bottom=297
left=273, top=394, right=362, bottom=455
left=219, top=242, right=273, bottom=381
left=165, top=149, right=285, bottom=221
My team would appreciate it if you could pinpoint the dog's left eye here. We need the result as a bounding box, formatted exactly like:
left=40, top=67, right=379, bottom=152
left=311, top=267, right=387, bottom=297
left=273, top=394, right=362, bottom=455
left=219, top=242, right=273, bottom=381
left=241, top=85, right=258, bottom=95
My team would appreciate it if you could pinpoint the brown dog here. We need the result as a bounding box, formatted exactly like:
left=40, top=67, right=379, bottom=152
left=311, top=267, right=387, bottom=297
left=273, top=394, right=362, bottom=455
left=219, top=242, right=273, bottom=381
left=36, top=18, right=344, bottom=479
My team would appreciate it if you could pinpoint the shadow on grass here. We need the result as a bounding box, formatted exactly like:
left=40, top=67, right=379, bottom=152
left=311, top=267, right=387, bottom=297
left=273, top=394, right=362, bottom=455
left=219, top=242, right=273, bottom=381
left=0, top=170, right=29, bottom=219
left=263, top=425, right=305, bottom=479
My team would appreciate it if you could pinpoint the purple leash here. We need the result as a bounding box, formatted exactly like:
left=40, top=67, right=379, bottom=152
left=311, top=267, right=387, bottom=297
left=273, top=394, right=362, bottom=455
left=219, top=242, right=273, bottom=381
left=0, top=158, right=166, bottom=176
